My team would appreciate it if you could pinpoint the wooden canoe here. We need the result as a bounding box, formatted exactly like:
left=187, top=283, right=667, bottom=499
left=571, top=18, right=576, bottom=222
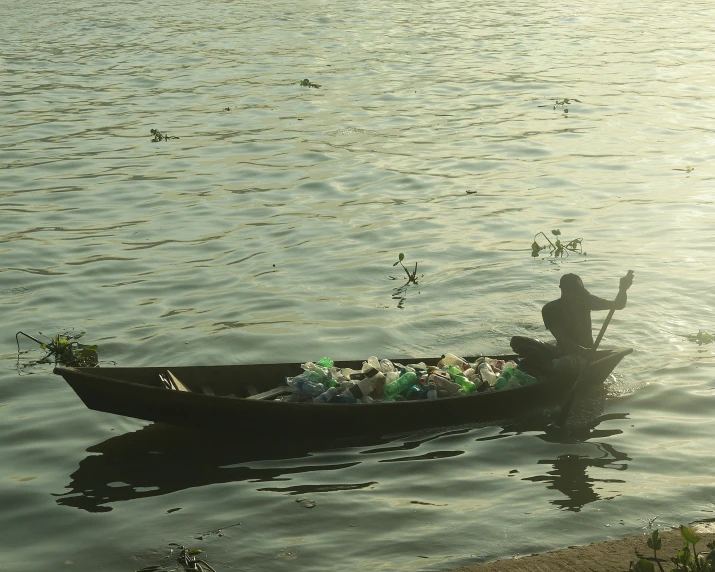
left=53, top=349, right=632, bottom=438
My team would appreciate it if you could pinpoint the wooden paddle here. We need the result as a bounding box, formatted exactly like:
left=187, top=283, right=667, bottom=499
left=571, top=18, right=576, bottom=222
left=552, top=270, right=634, bottom=428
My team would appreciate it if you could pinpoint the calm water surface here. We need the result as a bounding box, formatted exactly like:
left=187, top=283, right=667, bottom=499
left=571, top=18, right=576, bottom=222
left=2, top=0, right=715, bottom=570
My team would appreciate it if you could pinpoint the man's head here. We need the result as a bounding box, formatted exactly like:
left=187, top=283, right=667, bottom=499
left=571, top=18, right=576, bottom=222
left=559, top=273, right=589, bottom=299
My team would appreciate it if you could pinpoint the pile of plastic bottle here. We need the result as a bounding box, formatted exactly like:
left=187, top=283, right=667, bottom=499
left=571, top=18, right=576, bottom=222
left=282, top=353, right=539, bottom=404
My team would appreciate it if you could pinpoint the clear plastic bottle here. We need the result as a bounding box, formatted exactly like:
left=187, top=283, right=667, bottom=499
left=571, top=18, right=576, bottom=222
left=437, top=353, right=469, bottom=368
left=296, top=379, right=326, bottom=396
left=428, top=373, right=462, bottom=395
left=425, top=382, right=438, bottom=400
left=385, top=371, right=399, bottom=384
left=345, top=377, right=374, bottom=399
left=384, top=371, right=418, bottom=398
left=313, top=387, right=339, bottom=403
left=478, top=362, right=498, bottom=385
left=366, top=356, right=381, bottom=371
left=368, top=372, right=386, bottom=398
left=300, top=363, right=329, bottom=384
left=379, top=359, right=396, bottom=372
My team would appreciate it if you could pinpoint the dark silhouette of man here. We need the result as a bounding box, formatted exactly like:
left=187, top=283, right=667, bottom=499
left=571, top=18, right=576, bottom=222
left=511, top=272, right=634, bottom=376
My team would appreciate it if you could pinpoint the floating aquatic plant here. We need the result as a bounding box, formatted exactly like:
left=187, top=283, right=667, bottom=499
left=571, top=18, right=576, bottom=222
left=16, top=330, right=99, bottom=367
left=137, top=545, right=216, bottom=572
left=687, top=331, right=713, bottom=345
left=299, top=78, right=321, bottom=88
left=531, top=229, right=584, bottom=258
left=175, top=545, right=216, bottom=572
left=390, top=253, right=421, bottom=309
left=664, top=329, right=714, bottom=346
left=553, top=97, right=581, bottom=112
left=150, top=128, right=180, bottom=142
left=393, top=252, right=418, bottom=284
left=537, top=98, right=581, bottom=114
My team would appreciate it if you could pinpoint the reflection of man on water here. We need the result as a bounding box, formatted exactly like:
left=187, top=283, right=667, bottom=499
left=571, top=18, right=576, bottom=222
left=523, top=443, right=631, bottom=511
left=511, top=273, right=634, bottom=376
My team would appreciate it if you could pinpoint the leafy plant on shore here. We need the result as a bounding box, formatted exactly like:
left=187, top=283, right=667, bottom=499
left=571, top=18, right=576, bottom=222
left=629, top=526, right=715, bottom=572
left=150, top=128, right=180, bottom=142
left=16, top=331, right=99, bottom=367
left=531, top=229, right=584, bottom=258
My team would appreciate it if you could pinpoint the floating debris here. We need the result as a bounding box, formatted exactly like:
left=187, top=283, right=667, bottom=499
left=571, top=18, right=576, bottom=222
left=150, top=129, right=179, bottom=142
left=176, top=545, right=216, bottom=572
left=299, top=78, right=321, bottom=88
left=16, top=330, right=99, bottom=367
left=687, top=331, right=713, bottom=345
left=296, top=498, right=316, bottom=509
left=531, top=229, right=584, bottom=258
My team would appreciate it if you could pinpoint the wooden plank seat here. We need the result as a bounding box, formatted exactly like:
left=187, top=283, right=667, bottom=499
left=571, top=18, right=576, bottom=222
left=245, top=385, right=297, bottom=400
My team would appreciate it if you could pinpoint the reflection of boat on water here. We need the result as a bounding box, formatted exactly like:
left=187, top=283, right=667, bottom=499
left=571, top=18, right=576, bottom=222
left=55, top=424, right=387, bottom=513
left=56, top=408, right=633, bottom=514
left=56, top=421, right=510, bottom=513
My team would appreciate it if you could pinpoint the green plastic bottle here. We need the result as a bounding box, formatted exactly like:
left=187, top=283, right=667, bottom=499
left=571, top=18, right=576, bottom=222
left=494, top=367, right=515, bottom=391
left=454, top=375, right=477, bottom=394
left=513, top=369, right=538, bottom=386
left=447, top=365, right=463, bottom=378
left=316, top=357, right=334, bottom=368
left=384, top=371, right=418, bottom=398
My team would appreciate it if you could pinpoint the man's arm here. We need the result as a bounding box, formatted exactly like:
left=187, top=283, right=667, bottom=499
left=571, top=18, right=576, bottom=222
left=589, top=272, right=633, bottom=311
left=589, top=292, right=626, bottom=311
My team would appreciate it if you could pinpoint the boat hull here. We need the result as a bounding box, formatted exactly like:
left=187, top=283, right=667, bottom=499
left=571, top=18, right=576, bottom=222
left=53, top=350, right=632, bottom=438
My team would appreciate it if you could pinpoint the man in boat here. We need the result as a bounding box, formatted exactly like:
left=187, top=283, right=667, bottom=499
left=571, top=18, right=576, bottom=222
left=511, top=272, right=634, bottom=377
